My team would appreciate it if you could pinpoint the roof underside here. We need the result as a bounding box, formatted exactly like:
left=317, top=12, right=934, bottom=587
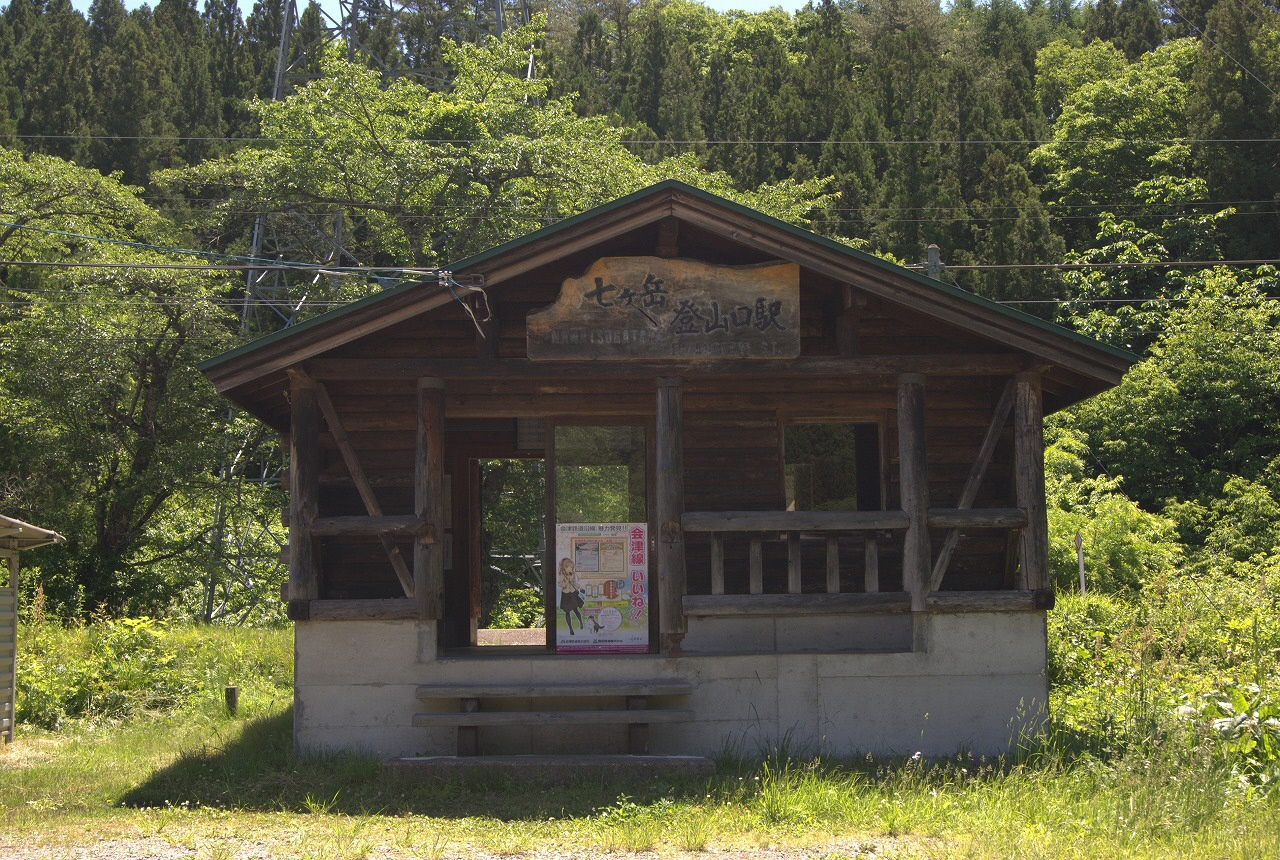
left=203, top=181, right=1135, bottom=426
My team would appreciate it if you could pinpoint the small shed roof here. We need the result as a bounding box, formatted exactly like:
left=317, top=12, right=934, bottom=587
left=202, top=180, right=1136, bottom=421
left=0, top=515, right=64, bottom=552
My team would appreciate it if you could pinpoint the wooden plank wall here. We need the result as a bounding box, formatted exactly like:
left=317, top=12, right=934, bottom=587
left=302, top=274, right=1023, bottom=603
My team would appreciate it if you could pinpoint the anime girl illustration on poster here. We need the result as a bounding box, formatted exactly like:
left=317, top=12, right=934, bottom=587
left=554, top=523, right=648, bottom=653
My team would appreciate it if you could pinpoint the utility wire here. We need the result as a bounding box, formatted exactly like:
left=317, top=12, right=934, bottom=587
left=7, top=132, right=1280, bottom=145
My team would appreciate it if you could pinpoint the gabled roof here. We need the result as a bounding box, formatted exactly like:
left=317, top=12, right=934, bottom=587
left=0, top=515, right=64, bottom=552
left=202, top=180, right=1135, bottom=409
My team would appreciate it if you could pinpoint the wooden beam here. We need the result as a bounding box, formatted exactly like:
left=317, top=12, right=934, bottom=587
left=898, top=373, right=930, bottom=611
left=415, top=378, right=446, bottom=620
left=287, top=370, right=320, bottom=602
left=825, top=535, right=840, bottom=594
left=1015, top=372, right=1051, bottom=591
left=656, top=377, right=687, bottom=654
left=306, top=355, right=1030, bottom=381
left=315, top=382, right=415, bottom=597
left=309, top=516, right=434, bottom=538
left=927, top=508, right=1028, bottom=530
left=929, top=380, right=1015, bottom=593
left=682, top=510, right=910, bottom=532
left=293, top=598, right=420, bottom=620
left=924, top=589, right=1054, bottom=613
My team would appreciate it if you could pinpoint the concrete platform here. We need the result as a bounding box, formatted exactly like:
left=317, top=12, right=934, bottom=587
left=383, top=754, right=716, bottom=784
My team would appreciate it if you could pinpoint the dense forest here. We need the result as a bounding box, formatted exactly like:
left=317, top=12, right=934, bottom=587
left=0, top=0, right=1277, bottom=623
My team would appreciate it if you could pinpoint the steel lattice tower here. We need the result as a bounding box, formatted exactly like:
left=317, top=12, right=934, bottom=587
left=241, top=0, right=532, bottom=334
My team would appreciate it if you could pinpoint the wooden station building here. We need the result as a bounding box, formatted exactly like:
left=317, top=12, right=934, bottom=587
left=202, top=181, right=1133, bottom=765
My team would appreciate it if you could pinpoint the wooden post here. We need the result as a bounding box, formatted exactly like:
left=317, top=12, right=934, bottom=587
left=3, top=552, right=15, bottom=744
left=749, top=539, right=763, bottom=595
left=787, top=532, right=802, bottom=594
left=825, top=535, right=840, bottom=594
left=655, top=377, right=687, bottom=654
left=1015, top=372, right=1050, bottom=592
left=710, top=535, right=725, bottom=596
left=287, top=370, right=320, bottom=609
left=1075, top=530, right=1087, bottom=596
left=897, top=373, right=930, bottom=611
left=416, top=378, right=446, bottom=620
left=864, top=535, right=880, bottom=594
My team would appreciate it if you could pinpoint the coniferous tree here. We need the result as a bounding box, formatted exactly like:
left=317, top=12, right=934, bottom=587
left=1186, top=0, right=1280, bottom=259
left=1113, top=0, right=1163, bottom=59
left=206, top=0, right=251, bottom=138
left=153, top=0, right=224, bottom=166
left=90, top=7, right=167, bottom=183
left=11, top=0, right=94, bottom=163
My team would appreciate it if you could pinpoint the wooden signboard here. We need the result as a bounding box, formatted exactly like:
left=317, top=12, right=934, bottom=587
left=527, top=257, right=801, bottom=360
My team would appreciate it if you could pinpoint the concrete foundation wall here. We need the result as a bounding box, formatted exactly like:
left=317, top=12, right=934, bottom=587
left=293, top=612, right=1047, bottom=759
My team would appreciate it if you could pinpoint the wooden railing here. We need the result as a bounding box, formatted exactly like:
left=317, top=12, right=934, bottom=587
left=681, top=507, right=1038, bottom=615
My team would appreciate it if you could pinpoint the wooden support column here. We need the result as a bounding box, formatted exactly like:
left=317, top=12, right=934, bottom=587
left=897, top=373, right=930, bottom=611
left=1014, top=372, right=1051, bottom=592
left=656, top=377, right=687, bottom=655
left=415, top=378, right=446, bottom=620
left=287, top=370, right=320, bottom=610
left=3, top=551, right=16, bottom=743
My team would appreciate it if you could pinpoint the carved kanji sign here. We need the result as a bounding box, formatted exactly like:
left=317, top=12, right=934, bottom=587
left=527, top=257, right=801, bottom=360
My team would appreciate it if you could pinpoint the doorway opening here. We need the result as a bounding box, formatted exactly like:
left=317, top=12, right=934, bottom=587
left=476, top=458, right=546, bottom=646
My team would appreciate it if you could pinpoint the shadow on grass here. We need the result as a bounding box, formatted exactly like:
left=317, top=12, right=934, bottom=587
left=120, top=707, right=711, bottom=819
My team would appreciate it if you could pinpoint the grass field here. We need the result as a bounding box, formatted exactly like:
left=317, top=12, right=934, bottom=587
left=3, top=592, right=1279, bottom=859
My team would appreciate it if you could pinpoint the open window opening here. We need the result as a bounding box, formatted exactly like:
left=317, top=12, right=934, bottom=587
left=784, top=422, right=882, bottom=512
left=783, top=422, right=889, bottom=594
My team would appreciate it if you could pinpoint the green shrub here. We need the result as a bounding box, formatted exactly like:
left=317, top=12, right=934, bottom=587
left=15, top=618, right=292, bottom=730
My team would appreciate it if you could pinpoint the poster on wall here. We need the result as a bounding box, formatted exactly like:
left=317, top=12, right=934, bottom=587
left=554, top=523, right=649, bottom=653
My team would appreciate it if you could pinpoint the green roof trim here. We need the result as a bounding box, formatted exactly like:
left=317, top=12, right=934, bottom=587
left=200, top=179, right=1136, bottom=373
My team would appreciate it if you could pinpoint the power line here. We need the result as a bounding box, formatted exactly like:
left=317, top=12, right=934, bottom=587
left=7, top=132, right=1280, bottom=145
left=0, top=260, right=437, bottom=274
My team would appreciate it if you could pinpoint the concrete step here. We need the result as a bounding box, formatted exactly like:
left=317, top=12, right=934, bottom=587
left=384, top=754, right=715, bottom=784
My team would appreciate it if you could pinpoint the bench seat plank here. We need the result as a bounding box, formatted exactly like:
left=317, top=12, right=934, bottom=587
left=412, top=708, right=693, bottom=728
left=415, top=680, right=693, bottom=700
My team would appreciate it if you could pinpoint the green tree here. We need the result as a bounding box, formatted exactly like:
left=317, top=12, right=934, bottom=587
left=1070, top=268, right=1280, bottom=517
left=4, top=0, right=94, bottom=164
left=162, top=21, right=832, bottom=283
left=0, top=147, right=256, bottom=617
left=1186, top=0, right=1280, bottom=260
left=1031, top=38, right=1200, bottom=248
